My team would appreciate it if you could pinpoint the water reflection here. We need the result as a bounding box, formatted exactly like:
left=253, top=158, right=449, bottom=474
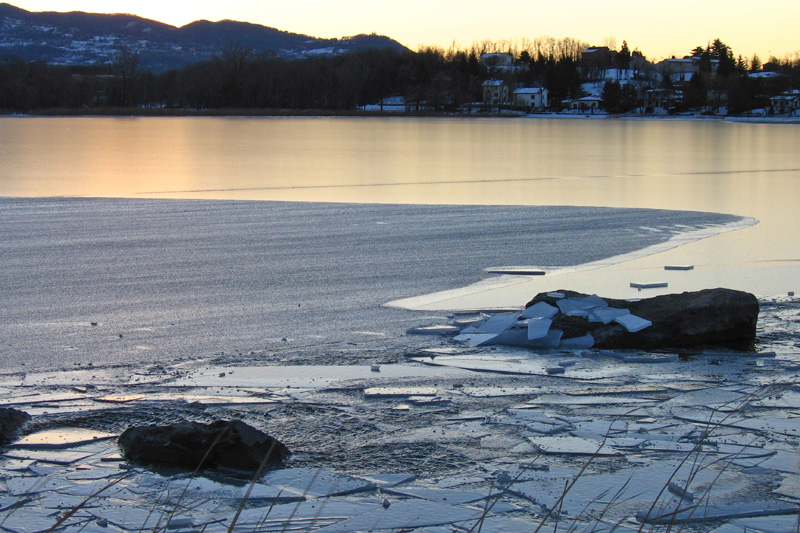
left=2, top=116, right=799, bottom=260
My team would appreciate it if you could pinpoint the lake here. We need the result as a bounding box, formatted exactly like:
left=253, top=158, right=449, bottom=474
left=1, top=116, right=798, bottom=215
left=1, top=116, right=799, bottom=369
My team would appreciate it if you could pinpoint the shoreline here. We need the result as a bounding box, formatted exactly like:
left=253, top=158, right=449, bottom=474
left=2, top=108, right=799, bottom=124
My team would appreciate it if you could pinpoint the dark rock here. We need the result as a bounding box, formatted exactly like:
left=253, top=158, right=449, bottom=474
left=0, top=407, right=31, bottom=445
left=118, top=420, right=290, bottom=472
left=526, top=288, right=759, bottom=350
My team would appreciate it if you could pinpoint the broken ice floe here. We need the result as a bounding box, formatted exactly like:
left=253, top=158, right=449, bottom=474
left=447, top=294, right=652, bottom=349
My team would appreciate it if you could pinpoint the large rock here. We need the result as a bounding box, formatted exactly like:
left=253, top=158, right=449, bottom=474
left=525, top=288, right=759, bottom=350
left=0, top=407, right=30, bottom=445
left=118, top=420, right=290, bottom=472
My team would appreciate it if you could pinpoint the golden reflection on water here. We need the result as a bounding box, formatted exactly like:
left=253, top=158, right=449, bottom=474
left=1, top=116, right=799, bottom=256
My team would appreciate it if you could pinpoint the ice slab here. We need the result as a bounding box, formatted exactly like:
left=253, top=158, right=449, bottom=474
left=172, top=363, right=470, bottom=388
left=588, top=306, right=631, bottom=324
left=261, top=467, right=377, bottom=498
left=520, top=301, right=559, bottom=319
left=364, top=387, right=439, bottom=398
left=3, top=449, right=95, bottom=465
left=528, top=436, right=621, bottom=456
left=312, top=499, right=483, bottom=533
left=527, top=318, right=552, bottom=340
left=631, top=281, right=669, bottom=289
left=407, top=325, right=461, bottom=335
left=384, top=485, right=492, bottom=505
left=559, top=334, right=595, bottom=348
left=485, top=266, right=546, bottom=275
left=557, top=295, right=608, bottom=315
left=9, top=428, right=116, bottom=450
left=637, top=501, right=800, bottom=524
left=466, top=312, right=521, bottom=334
left=526, top=329, right=563, bottom=348
left=614, top=313, right=653, bottom=332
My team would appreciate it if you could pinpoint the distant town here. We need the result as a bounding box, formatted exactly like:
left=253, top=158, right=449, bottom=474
left=0, top=3, right=798, bottom=116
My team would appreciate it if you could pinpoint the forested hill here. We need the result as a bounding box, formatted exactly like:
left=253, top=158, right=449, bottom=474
left=0, top=3, right=408, bottom=71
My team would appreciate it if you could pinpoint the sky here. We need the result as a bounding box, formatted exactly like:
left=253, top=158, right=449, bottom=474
left=8, top=1, right=799, bottom=62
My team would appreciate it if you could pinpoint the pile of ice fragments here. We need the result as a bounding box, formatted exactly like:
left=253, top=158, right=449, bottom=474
left=455, top=292, right=651, bottom=349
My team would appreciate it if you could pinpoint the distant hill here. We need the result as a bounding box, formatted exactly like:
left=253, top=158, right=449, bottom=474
left=0, top=3, right=409, bottom=71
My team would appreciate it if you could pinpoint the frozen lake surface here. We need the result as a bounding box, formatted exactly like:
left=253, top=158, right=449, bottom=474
left=0, top=197, right=744, bottom=372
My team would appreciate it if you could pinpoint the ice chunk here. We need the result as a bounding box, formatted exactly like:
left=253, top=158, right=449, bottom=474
left=528, top=329, right=563, bottom=348
left=261, top=467, right=377, bottom=498
left=527, top=318, right=552, bottom=340
left=364, top=387, right=438, bottom=398
left=557, top=295, right=607, bottom=316
left=520, top=301, right=559, bottom=319
left=528, top=435, right=621, bottom=456
left=630, top=281, right=668, bottom=289
left=470, top=312, right=521, bottom=334
left=312, top=499, right=482, bottom=532
left=10, top=428, right=116, bottom=450
left=637, top=501, right=800, bottom=524
left=588, top=306, right=630, bottom=324
left=454, top=333, right=499, bottom=346
left=614, top=313, right=652, bottom=332
left=560, top=334, right=595, bottom=348
left=406, top=325, right=461, bottom=335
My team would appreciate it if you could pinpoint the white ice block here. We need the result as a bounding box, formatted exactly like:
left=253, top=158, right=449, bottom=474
left=614, top=313, right=652, bottom=332
left=527, top=318, right=553, bottom=340
left=588, top=307, right=631, bottom=324
left=521, top=302, right=559, bottom=319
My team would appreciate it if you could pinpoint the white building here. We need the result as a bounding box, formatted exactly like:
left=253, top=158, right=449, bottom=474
left=512, top=87, right=549, bottom=110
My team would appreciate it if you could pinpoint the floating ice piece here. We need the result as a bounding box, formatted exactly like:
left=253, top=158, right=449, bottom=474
left=527, top=318, right=552, bottom=340
left=485, top=327, right=530, bottom=346
left=614, top=313, right=653, bottom=332
left=527, top=329, right=563, bottom=349
left=525, top=395, right=657, bottom=406
left=406, top=325, right=461, bottom=335
left=520, top=301, right=559, bottom=319
left=560, top=334, right=595, bottom=349
left=588, top=306, right=631, bottom=324
left=528, top=435, right=621, bottom=456
left=6, top=476, right=76, bottom=496
left=3, top=449, right=94, bottom=465
left=564, top=384, right=665, bottom=395
left=485, top=266, right=545, bottom=275
left=460, top=386, right=541, bottom=397
left=637, top=501, right=800, bottom=524
left=630, top=281, right=668, bottom=289
left=356, top=473, right=417, bottom=488
left=547, top=292, right=565, bottom=298
left=557, top=295, right=607, bottom=316
left=364, top=387, right=438, bottom=398
left=454, top=333, right=499, bottom=346
left=665, top=264, right=694, bottom=270
left=607, top=352, right=678, bottom=363
left=312, top=499, right=483, bottom=533
left=261, top=467, right=377, bottom=498
left=469, top=312, right=522, bottom=334
left=94, top=395, right=144, bottom=403
left=384, top=486, right=491, bottom=504
left=9, top=428, right=116, bottom=450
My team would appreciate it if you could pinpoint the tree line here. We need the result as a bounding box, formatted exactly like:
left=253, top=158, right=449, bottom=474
left=1, top=37, right=799, bottom=114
